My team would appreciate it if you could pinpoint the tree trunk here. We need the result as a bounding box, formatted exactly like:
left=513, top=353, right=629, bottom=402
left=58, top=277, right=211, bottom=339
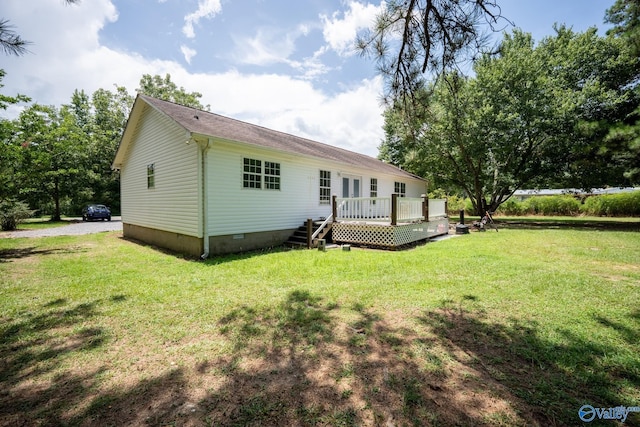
left=52, top=177, right=61, bottom=221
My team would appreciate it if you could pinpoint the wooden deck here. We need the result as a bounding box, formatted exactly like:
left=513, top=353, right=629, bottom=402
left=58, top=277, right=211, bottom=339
left=322, top=195, right=449, bottom=249
left=332, top=217, right=449, bottom=248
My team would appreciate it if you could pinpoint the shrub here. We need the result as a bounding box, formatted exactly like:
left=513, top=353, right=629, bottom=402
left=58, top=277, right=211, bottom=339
left=0, top=199, right=34, bottom=231
left=445, top=194, right=467, bottom=215
left=582, top=191, right=640, bottom=216
left=496, top=198, right=526, bottom=216
left=464, top=198, right=476, bottom=215
left=523, top=196, right=581, bottom=216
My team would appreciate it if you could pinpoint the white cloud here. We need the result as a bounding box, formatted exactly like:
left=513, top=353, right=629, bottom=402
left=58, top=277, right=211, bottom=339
left=1, top=0, right=384, bottom=157
left=180, top=45, right=197, bottom=64
left=182, top=0, right=223, bottom=39
left=233, top=28, right=297, bottom=67
left=256, top=76, right=385, bottom=155
left=232, top=24, right=334, bottom=81
left=320, top=1, right=384, bottom=56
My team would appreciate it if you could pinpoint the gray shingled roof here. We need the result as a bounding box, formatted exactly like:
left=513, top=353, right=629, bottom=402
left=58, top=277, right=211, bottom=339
left=134, top=94, right=422, bottom=180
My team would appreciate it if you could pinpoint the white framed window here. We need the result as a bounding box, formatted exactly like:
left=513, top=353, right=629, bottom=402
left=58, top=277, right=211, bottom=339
left=394, top=181, right=406, bottom=197
left=319, top=170, right=331, bottom=205
left=147, top=164, right=155, bottom=189
left=243, top=158, right=262, bottom=189
left=243, top=158, right=281, bottom=190
left=370, top=178, right=378, bottom=204
left=264, top=161, right=281, bottom=190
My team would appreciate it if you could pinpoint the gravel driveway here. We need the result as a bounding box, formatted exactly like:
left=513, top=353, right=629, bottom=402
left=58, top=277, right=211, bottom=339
left=0, top=217, right=123, bottom=238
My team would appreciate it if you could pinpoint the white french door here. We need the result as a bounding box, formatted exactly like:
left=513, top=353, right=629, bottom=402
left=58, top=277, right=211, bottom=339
left=342, top=176, right=361, bottom=198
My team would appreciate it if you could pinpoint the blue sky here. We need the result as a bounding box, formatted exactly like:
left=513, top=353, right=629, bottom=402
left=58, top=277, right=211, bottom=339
left=2, top=0, right=613, bottom=156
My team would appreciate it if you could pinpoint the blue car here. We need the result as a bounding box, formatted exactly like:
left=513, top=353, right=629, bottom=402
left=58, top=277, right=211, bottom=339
left=82, top=204, right=111, bottom=221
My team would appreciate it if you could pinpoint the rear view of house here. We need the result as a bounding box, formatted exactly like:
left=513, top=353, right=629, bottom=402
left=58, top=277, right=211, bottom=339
left=112, top=95, right=446, bottom=257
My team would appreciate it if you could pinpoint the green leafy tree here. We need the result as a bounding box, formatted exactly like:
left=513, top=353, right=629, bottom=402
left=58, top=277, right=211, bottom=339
left=603, top=0, right=640, bottom=182
left=16, top=104, right=85, bottom=220
left=137, top=73, right=208, bottom=110
left=605, top=0, right=640, bottom=56
left=85, top=86, right=133, bottom=211
left=381, top=28, right=638, bottom=215
left=0, top=70, right=30, bottom=202
left=0, top=69, right=30, bottom=111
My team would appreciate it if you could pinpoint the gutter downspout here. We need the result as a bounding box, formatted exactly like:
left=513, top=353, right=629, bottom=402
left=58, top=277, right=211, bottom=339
left=200, top=138, right=212, bottom=259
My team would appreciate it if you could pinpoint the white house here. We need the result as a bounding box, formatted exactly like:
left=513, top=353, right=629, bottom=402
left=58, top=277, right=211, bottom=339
left=112, top=94, right=444, bottom=257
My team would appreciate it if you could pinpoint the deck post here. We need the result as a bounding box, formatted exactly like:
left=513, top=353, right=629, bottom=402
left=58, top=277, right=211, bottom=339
left=332, top=195, right=337, bottom=223
left=422, top=194, right=429, bottom=222
left=391, top=193, right=398, bottom=226
left=306, top=218, right=313, bottom=249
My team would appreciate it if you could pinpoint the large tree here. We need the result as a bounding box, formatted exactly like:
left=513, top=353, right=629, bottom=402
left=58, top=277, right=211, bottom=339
left=381, top=28, right=637, bottom=215
left=356, top=0, right=508, bottom=102
left=0, top=70, right=30, bottom=202
left=16, top=104, right=86, bottom=220
left=603, top=0, right=640, bottom=182
left=84, top=86, right=132, bottom=211
left=137, top=73, right=208, bottom=110
left=605, top=0, right=640, bottom=56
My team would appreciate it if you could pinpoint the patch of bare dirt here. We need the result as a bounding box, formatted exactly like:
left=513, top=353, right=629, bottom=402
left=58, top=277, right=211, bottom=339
left=3, top=291, right=637, bottom=426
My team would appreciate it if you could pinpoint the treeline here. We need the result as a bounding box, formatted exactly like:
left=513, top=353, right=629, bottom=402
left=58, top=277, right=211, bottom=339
left=445, top=191, right=640, bottom=217
left=0, top=73, right=205, bottom=224
left=380, top=1, right=640, bottom=216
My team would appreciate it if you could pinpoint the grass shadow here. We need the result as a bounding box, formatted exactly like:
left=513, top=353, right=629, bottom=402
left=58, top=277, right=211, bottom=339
left=0, top=300, right=104, bottom=385
left=195, top=290, right=532, bottom=426
left=3, top=291, right=638, bottom=426
left=417, top=304, right=640, bottom=426
left=0, top=296, right=132, bottom=426
left=0, top=246, right=88, bottom=263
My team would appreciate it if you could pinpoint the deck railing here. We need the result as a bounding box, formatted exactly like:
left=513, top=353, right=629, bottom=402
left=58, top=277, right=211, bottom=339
left=332, top=195, right=447, bottom=225
left=428, top=198, right=447, bottom=218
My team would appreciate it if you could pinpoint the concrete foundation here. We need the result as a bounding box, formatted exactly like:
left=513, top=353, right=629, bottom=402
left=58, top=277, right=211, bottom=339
left=208, top=229, right=295, bottom=255
left=123, top=223, right=203, bottom=258
left=123, top=223, right=296, bottom=257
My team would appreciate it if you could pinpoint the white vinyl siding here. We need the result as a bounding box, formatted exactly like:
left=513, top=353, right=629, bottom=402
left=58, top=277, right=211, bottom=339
left=205, top=141, right=426, bottom=237
left=119, top=105, right=201, bottom=237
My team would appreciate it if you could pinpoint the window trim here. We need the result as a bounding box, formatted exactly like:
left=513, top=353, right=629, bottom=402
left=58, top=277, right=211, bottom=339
left=264, top=161, right=281, bottom=190
left=319, top=170, right=331, bottom=205
left=394, top=181, right=406, bottom=197
left=243, top=158, right=262, bottom=189
left=370, top=178, right=378, bottom=204
left=242, top=157, right=281, bottom=190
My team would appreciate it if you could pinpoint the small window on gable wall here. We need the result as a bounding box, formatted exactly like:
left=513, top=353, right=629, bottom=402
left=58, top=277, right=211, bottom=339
left=394, top=181, right=406, bottom=197
left=147, top=164, right=155, bottom=189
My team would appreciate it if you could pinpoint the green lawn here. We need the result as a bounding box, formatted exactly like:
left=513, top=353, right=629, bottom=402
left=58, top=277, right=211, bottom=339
left=1, top=229, right=638, bottom=426
left=16, top=217, right=80, bottom=230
